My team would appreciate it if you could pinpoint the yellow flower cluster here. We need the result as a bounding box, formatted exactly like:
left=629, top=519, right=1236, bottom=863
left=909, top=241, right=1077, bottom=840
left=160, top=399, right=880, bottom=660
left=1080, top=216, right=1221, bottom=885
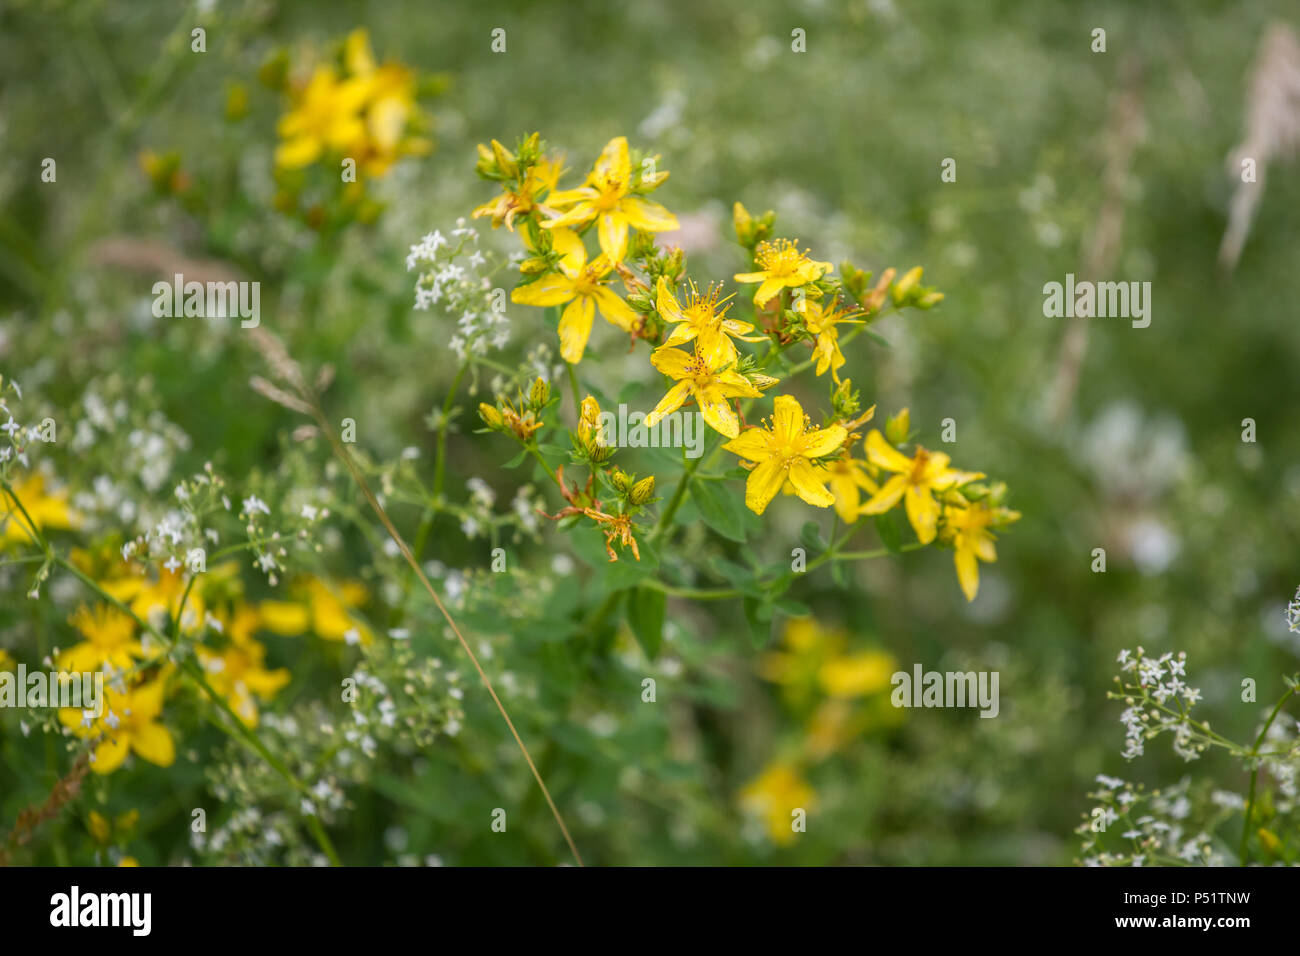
left=275, top=29, right=430, bottom=179
left=473, top=133, right=1016, bottom=597
left=743, top=617, right=899, bottom=844
left=50, top=559, right=370, bottom=773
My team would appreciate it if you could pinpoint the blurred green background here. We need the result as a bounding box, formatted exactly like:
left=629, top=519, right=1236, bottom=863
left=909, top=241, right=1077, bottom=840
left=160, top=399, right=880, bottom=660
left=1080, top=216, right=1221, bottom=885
left=1, top=0, right=1298, bottom=865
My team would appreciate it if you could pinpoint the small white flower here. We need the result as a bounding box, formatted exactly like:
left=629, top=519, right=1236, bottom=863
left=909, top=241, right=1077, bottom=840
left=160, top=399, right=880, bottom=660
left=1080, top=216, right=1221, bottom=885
left=242, top=495, right=271, bottom=516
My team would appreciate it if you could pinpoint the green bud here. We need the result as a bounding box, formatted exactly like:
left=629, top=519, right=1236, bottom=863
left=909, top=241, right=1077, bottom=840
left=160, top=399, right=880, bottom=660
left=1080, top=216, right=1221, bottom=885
left=885, top=408, right=910, bottom=446
left=528, top=377, right=550, bottom=411
left=630, top=475, right=656, bottom=505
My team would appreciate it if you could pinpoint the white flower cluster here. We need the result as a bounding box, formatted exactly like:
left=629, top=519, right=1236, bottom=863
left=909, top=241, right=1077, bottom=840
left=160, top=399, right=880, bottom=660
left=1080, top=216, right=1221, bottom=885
left=1115, top=648, right=1203, bottom=761
left=1288, top=585, right=1300, bottom=633
left=1081, top=777, right=1227, bottom=867
left=457, top=476, right=543, bottom=541
left=407, top=219, right=509, bottom=361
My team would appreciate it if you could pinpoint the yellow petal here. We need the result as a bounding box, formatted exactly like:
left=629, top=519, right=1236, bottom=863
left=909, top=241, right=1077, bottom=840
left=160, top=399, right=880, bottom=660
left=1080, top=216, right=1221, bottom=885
left=787, top=459, right=835, bottom=508
left=954, top=547, right=980, bottom=601
left=697, top=386, right=739, bottom=438
left=722, top=427, right=772, bottom=461
left=258, top=600, right=309, bottom=635
left=644, top=381, right=692, bottom=428
left=772, top=395, right=805, bottom=445
left=274, top=136, right=323, bottom=170
left=859, top=473, right=908, bottom=515
left=593, top=287, right=637, bottom=330
left=649, top=346, right=695, bottom=379
left=91, top=736, right=130, bottom=775
left=753, top=277, right=785, bottom=307
left=558, top=296, right=596, bottom=364
left=621, top=196, right=679, bottom=232
left=904, top=485, right=940, bottom=544
left=864, top=429, right=915, bottom=474
left=801, top=424, right=847, bottom=459
left=130, top=721, right=176, bottom=767
left=744, top=458, right=787, bottom=515
left=512, top=274, right=576, bottom=307
left=598, top=212, right=629, bottom=263
left=550, top=227, right=587, bottom=273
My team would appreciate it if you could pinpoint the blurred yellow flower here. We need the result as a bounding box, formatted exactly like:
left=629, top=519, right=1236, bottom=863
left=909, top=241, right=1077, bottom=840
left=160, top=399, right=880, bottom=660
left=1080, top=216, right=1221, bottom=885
left=741, top=761, right=815, bottom=846
left=0, top=649, right=13, bottom=672
left=817, top=651, right=896, bottom=698
left=942, top=499, right=1020, bottom=601
left=101, top=567, right=205, bottom=634
left=824, top=442, right=879, bottom=525
left=259, top=577, right=371, bottom=644
left=858, top=428, right=983, bottom=544
left=723, top=394, right=845, bottom=514
left=118, top=857, right=140, bottom=867
left=734, top=238, right=832, bottom=307
left=275, top=29, right=428, bottom=178
left=60, top=678, right=175, bottom=775
left=197, top=636, right=290, bottom=728
left=1, top=474, right=79, bottom=548
left=59, top=604, right=143, bottom=674
left=511, top=228, right=639, bottom=364
left=543, top=136, right=678, bottom=263
left=88, top=811, right=111, bottom=845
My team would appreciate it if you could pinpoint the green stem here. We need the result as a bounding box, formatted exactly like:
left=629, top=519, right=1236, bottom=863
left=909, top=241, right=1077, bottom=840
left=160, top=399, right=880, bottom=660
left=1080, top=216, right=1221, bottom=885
left=1240, top=684, right=1296, bottom=864
left=433, top=361, right=470, bottom=499
left=566, top=362, right=582, bottom=415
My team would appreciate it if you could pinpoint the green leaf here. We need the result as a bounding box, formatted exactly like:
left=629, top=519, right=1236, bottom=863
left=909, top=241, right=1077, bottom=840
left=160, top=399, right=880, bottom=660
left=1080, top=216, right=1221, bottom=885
left=800, top=520, right=826, bottom=551
left=692, top=477, right=749, bottom=543
left=874, top=511, right=903, bottom=554
left=743, top=596, right=773, bottom=648
left=626, top=586, right=666, bottom=659
left=502, top=448, right=528, bottom=469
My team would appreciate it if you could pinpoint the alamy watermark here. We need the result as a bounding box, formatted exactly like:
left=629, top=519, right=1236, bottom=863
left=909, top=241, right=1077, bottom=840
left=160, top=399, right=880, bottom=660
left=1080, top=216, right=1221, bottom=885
left=152, top=273, right=260, bottom=328
left=0, top=665, right=103, bottom=717
left=891, top=665, right=999, bottom=718
left=1042, top=273, right=1150, bottom=328
left=596, top=404, right=705, bottom=458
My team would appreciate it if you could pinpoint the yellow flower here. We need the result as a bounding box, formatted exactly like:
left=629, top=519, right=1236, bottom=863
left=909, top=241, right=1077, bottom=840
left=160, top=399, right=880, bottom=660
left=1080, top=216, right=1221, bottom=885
left=734, top=238, right=832, bottom=307
left=643, top=344, right=762, bottom=439
left=655, top=277, right=763, bottom=363
left=260, top=577, right=371, bottom=644
left=197, top=637, right=290, bottom=728
left=511, top=228, right=639, bottom=364
left=274, top=30, right=427, bottom=177
left=60, top=678, right=175, bottom=775
left=118, top=857, right=139, bottom=867
left=722, top=395, right=846, bottom=515
left=824, top=441, right=879, bottom=525
left=274, top=66, right=370, bottom=170
left=472, top=152, right=564, bottom=230
left=1, top=474, right=79, bottom=548
left=88, top=811, right=112, bottom=845
left=542, top=137, right=679, bottom=263
left=0, top=649, right=13, bottom=672
left=942, top=499, right=1021, bottom=601
left=101, top=567, right=205, bottom=634
left=817, top=651, right=896, bottom=698
left=343, top=29, right=431, bottom=176
left=857, top=428, right=983, bottom=544
left=801, top=297, right=863, bottom=381
left=59, top=604, right=143, bottom=674
left=741, top=761, right=815, bottom=846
